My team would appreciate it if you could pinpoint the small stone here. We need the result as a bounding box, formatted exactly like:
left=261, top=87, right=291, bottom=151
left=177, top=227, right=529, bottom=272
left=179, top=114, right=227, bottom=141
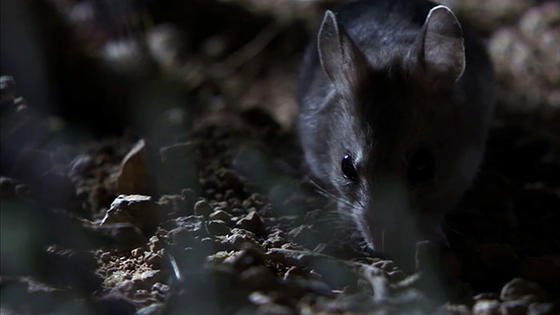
left=248, top=291, right=273, bottom=305
left=519, top=256, right=560, bottom=288
left=217, top=168, right=243, bottom=192
left=256, top=304, right=292, bottom=315
left=36, top=171, right=75, bottom=207
left=101, top=195, right=158, bottom=233
left=239, top=266, right=276, bottom=290
left=438, top=303, right=471, bottom=315
left=131, top=248, right=142, bottom=258
left=209, top=210, right=232, bottom=222
left=194, top=199, right=212, bottom=217
left=500, top=300, right=529, bottom=315
left=132, top=270, right=161, bottom=289
left=206, top=220, right=231, bottom=236
left=237, top=211, right=266, bottom=236
left=151, top=282, right=169, bottom=293
left=159, top=142, right=198, bottom=193
left=224, top=248, right=266, bottom=271
left=528, top=303, right=556, bottom=315
left=0, top=176, right=19, bottom=198
left=479, top=243, right=518, bottom=271
left=117, top=139, right=152, bottom=194
left=474, top=293, right=499, bottom=301
left=500, top=278, right=547, bottom=302
left=14, top=184, right=30, bottom=198
left=473, top=299, right=501, bottom=315
left=137, top=303, right=165, bottom=315
left=69, top=154, right=94, bottom=177
left=85, top=223, right=146, bottom=249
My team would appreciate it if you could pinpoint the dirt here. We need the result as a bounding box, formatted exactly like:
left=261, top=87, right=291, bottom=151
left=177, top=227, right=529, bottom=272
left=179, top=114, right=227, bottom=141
left=1, top=0, right=559, bottom=314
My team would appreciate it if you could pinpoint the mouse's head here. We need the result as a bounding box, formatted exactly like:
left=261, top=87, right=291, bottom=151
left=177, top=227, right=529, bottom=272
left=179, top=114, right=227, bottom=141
left=306, top=6, right=487, bottom=254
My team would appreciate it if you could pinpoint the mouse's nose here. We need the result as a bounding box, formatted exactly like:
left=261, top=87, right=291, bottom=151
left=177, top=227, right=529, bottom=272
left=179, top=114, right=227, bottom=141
left=362, top=175, right=423, bottom=252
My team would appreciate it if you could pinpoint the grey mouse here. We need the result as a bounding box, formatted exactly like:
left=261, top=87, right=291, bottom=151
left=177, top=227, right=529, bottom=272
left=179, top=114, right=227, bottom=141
left=297, top=0, right=494, bottom=254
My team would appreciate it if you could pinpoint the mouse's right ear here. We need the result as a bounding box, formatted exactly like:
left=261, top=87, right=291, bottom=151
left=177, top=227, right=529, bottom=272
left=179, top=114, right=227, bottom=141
left=318, top=10, right=368, bottom=95
left=414, top=5, right=465, bottom=85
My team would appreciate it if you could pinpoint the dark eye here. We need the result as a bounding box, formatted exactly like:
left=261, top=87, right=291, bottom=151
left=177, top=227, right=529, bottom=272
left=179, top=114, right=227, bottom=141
left=407, top=147, right=436, bottom=184
left=341, top=154, right=359, bottom=182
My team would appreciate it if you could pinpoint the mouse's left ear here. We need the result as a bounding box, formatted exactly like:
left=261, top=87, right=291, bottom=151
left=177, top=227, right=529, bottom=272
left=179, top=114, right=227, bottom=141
left=414, top=5, right=465, bottom=84
left=318, top=10, right=368, bottom=96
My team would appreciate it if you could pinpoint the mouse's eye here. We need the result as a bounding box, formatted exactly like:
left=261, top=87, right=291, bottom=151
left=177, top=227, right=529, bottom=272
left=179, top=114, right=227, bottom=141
left=341, top=154, right=359, bottom=182
left=406, top=147, right=436, bottom=184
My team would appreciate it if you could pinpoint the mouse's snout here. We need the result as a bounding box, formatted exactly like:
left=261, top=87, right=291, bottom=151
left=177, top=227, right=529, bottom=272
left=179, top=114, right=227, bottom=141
left=357, top=176, right=423, bottom=252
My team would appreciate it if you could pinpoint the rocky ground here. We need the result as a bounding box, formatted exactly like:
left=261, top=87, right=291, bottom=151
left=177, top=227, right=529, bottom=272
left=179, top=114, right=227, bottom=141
left=1, top=0, right=559, bottom=314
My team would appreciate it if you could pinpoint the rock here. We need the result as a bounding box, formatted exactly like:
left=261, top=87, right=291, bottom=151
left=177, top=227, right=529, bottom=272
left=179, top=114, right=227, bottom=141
left=137, top=303, right=165, bottom=315
left=89, top=184, right=112, bottom=214
left=488, top=1, right=560, bottom=114
left=237, top=211, right=266, bottom=236
left=438, top=303, right=471, bottom=315
left=256, top=304, right=293, bottom=315
left=222, top=228, right=260, bottom=250
left=158, top=194, right=190, bottom=216
left=500, top=278, right=547, bottom=302
left=500, top=300, right=530, bottom=315
left=238, top=266, right=276, bottom=290
left=528, top=303, right=557, bottom=315
left=85, top=222, right=147, bottom=249
left=473, top=299, right=501, bottom=315
left=519, top=256, right=560, bottom=289
left=205, top=220, right=231, bottom=236
left=217, top=168, right=244, bottom=192
left=415, top=240, right=440, bottom=272
left=223, top=248, right=266, bottom=271
left=68, top=154, right=94, bottom=178
left=479, top=243, right=518, bottom=280
left=101, top=194, right=159, bottom=233
left=248, top=291, right=274, bottom=305
left=193, top=199, right=212, bottom=217
left=0, top=176, right=19, bottom=198
left=14, top=184, right=30, bottom=198
left=43, top=245, right=101, bottom=292
left=474, top=293, right=499, bottom=301
left=262, top=229, right=287, bottom=249
left=159, top=142, right=198, bottom=193
left=132, top=269, right=161, bottom=289
left=209, top=209, right=232, bottom=222
left=168, top=226, right=196, bottom=246
left=35, top=171, right=76, bottom=208
left=117, top=139, right=151, bottom=195
left=94, top=289, right=137, bottom=315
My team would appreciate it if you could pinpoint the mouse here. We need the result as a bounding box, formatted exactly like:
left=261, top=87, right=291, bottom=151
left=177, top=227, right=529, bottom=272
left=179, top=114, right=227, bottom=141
left=297, top=0, right=495, bottom=256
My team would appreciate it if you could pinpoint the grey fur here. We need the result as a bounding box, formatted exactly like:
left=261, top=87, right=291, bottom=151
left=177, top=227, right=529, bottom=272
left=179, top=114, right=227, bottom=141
left=297, top=0, right=494, bottom=254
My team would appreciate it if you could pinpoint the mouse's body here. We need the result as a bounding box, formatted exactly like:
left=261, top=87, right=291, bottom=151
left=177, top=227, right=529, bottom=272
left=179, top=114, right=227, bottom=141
left=297, top=0, right=494, bottom=254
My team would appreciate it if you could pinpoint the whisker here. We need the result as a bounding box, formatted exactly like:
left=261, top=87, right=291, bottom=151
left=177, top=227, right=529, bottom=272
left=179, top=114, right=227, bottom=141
left=308, top=178, right=355, bottom=209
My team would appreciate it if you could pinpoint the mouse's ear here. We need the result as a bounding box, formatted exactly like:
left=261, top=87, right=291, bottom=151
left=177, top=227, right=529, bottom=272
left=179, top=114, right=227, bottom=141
left=318, top=10, right=368, bottom=94
left=415, top=5, right=465, bottom=84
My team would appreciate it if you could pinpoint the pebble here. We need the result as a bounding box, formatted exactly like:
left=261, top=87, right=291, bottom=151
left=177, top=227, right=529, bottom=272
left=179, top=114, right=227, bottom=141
left=473, top=299, right=501, bottom=315
left=205, top=220, right=231, bottom=236
left=528, top=303, right=556, bottom=315
left=209, top=209, right=233, bottom=222
left=194, top=199, right=212, bottom=217
left=116, top=139, right=151, bottom=195
left=131, top=270, right=161, bottom=289
left=0, top=176, right=19, bottom=198
left=237, top=211, right=266, bottom=236
left=519, top=256, right=560, bottom=288
left=239, top=266, right=276, bottom=290
left=101, top=194, right=158, bottom=233
left=500, top=278, right=547, bottom=302
left=500, top=300, right=529, bottom=315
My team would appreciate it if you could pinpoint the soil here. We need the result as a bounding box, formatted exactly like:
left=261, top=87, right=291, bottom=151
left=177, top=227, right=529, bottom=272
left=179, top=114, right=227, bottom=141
left=1, top=0, right=559, bottom=314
